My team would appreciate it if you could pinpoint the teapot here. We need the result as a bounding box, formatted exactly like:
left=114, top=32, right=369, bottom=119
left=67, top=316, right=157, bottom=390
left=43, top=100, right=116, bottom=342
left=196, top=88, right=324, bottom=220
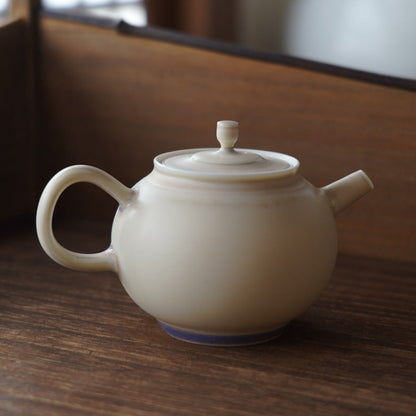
left=36, top=121, right=373, bottom=346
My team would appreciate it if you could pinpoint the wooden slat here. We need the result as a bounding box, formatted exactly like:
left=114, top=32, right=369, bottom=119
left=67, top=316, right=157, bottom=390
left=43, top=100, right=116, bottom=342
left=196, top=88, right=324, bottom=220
left=38, top=18, right=416, bottom=263
left=0, top=1, right=40, bottom=226
left=0, top=20, right=34, bottom=225
left=1, top=223, right=415, bottom=415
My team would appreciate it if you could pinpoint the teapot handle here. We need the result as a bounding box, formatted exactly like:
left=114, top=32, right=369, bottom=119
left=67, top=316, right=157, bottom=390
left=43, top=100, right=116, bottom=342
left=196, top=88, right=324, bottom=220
left=36, top=165, right=135, bottom=272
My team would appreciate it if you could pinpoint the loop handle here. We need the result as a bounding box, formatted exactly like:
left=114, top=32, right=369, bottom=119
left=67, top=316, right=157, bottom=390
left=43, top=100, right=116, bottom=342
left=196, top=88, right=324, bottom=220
left=36, top=165, right=135, bottom=272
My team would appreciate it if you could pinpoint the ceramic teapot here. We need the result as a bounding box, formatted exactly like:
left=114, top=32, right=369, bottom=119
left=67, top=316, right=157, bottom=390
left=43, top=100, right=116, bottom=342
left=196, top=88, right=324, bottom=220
left=36, top=121, right=373, bottom=346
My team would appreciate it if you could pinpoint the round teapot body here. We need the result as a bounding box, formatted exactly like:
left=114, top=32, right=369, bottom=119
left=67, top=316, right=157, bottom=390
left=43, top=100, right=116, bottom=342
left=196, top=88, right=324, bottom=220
left=36, top=121, right=373, bottom=345
left=111, top=170, right=338, bottom=339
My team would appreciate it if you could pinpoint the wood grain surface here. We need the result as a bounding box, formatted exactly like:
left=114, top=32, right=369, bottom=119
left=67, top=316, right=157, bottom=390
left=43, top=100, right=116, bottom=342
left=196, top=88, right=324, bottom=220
left=1, top=222, right=415, bottom=415
left=37, top=18, right=416, bottom=263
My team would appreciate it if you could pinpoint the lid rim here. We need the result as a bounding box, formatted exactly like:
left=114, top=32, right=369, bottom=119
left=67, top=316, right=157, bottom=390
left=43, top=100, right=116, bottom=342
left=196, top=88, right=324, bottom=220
left=154, top=148, right=300, bottom=181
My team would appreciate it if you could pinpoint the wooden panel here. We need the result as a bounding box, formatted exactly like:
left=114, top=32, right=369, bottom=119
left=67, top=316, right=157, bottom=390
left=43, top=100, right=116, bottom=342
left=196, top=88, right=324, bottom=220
left=38, top=18, right=416, bottom=263
left=0, top=20, right=34, bottom=225
left=1, top=223, right=415, bottom=415
left=145, top=0, right=237, bottom=41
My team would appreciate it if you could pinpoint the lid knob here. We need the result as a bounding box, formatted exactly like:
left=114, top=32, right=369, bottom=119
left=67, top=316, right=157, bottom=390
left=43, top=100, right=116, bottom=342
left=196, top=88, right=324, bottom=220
left=217, top=120, right=239, bottom=149
left=190, top=120, right=264, bottom=165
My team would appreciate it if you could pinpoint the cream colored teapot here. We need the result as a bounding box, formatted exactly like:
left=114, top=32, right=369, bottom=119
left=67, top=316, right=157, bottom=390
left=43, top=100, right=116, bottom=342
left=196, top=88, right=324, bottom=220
left=36, top=121, right=373, bottom=346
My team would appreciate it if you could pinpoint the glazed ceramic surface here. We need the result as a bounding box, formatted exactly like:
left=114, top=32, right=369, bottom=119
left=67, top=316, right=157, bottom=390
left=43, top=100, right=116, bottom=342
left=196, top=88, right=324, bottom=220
left=36, top=121, right=374, bottom=345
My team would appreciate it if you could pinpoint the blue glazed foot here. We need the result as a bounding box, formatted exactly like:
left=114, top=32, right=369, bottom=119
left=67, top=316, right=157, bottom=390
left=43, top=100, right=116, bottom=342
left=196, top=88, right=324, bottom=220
left=159, top=322, right=286, bottom=346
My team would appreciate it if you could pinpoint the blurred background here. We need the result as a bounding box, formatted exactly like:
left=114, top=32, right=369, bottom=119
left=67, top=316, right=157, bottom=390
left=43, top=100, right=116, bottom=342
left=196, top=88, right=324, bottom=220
left=2, top=0, right=415, bottom=80
left=1, top=0, right=414, bottom=261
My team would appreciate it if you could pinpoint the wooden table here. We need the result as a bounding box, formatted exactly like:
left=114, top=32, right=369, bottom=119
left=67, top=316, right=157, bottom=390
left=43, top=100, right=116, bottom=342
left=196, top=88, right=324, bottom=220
left=1, top=221, right=415, bottom=415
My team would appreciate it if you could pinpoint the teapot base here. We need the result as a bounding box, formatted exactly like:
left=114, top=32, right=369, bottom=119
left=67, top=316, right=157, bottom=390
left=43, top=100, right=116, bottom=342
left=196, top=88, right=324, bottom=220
left=158, top=322, right=287, bottom=346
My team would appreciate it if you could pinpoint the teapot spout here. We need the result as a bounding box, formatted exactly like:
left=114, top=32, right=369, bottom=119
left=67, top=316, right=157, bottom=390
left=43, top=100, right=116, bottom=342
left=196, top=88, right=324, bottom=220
left=321, top=170, right=374, bottom=215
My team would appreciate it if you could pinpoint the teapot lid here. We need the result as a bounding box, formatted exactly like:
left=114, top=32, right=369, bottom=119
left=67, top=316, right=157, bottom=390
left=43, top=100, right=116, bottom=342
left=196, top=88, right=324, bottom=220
left=154, top=121, right=299, bottom=181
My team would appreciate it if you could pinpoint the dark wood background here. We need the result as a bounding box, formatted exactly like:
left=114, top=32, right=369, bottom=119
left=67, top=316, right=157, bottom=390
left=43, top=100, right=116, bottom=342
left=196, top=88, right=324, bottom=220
left=0, top=20, right=34, bottom=224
